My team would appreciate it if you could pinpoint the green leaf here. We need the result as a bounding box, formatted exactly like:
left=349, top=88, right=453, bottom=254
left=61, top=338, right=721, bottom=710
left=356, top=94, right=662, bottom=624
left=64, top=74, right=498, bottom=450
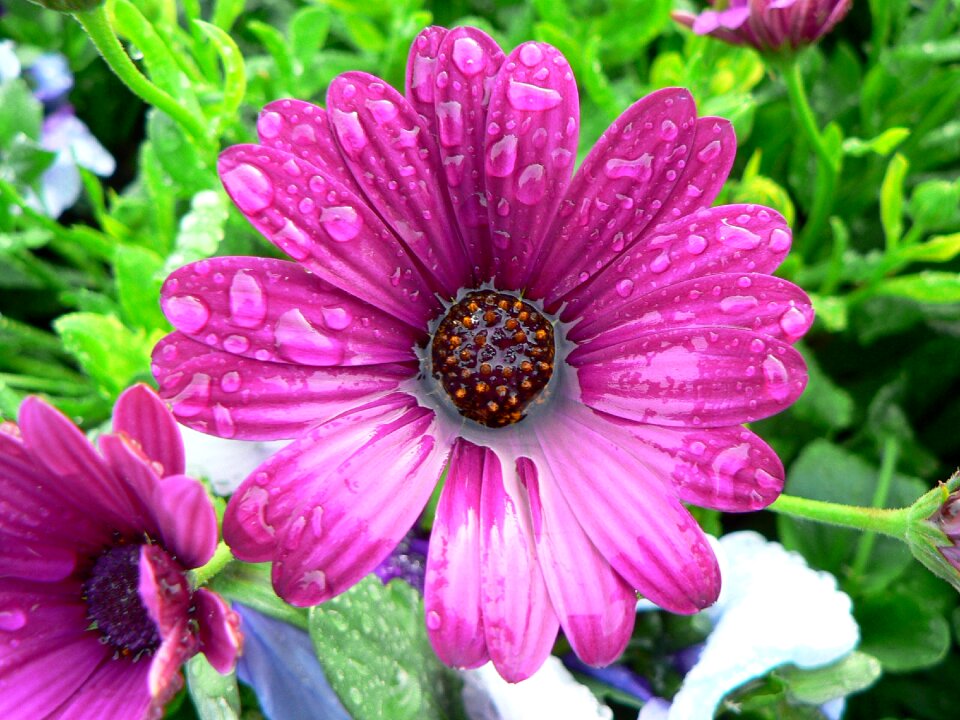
left=841, top=127, right=910, bottom=157
left=0, top=79, right=43, bottom=145
left=165, top=189, right=228, bottom=272
left=874, top=271, right=960, bottom=303
left=880, top=153, right=909, bottom=250
left=309, top=577, right=465, bottom=720
left=114, top=244, right=168, bottom=331
left=808, top=293, right=848, bottom=332
left=53, top=313, right=152, bottom=400
left=146, top=110, right=215, bottom=196
left=776, top=652, right=882, bottom=706
left=186, top=654, right=240, bottom=720
left=290, top=6, right=332, bottom=68
left=193, top=20, right=247, bottom=122
left=0, top=229, right=51, bottom=255
left=896, top=233, right=960, bottom=264
left=907, top=179, right=960, bottom=232
left=210, top=562, right=308, bottom=631
left=856, top=592, right=951, bottom=673
left=247, top=19, right=296, bottom=93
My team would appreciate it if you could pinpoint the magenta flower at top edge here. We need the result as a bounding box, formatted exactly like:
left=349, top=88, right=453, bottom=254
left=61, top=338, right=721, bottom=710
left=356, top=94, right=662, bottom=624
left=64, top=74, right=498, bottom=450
left=672, top=1, right=853, bottom=52
left=0, top=385, right=241, bottom=719
left=151, top=25, right=812, bottom=682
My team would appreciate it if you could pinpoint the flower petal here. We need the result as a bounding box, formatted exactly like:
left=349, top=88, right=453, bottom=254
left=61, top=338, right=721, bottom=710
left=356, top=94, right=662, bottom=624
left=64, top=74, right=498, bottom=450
left=194, top=589, right=242, bottom=674
left=613, top=422, right=785, bottom=512
left=572, top=326, right=808, bottom=427
left=534, top=401, right=720, bottom=613
left=433, top=26, right=506, bottom=279
left=405, top=26, right=448, bottom=128
left=528, top=88, right=698, bottom=303
left=161, top=256, right=420, bottom=367
left=568, top=272, right=813, bottom=345
left=484, top=41, right=579, bottom=289
left=480, top=447, right=560, bottom=682
left=425, top=439, right=490, bottom=669
left=153, top=333, right=415, bottom=441
left=519, top=455, right=635, bottom=666
left=327, top=71, right=471, bottom=297
left=112, top=384, right=185, bottom=477
left=562, top=204, right=793, bottom=327
left=218, top=144, right=440, bottom=329
left=257, top=99, right=362, bottom=194
left=97, top=433, right=161, bottom=534
left=222, top=393, right=452, bottom=604
left=150, top=475, right=218, bottom=569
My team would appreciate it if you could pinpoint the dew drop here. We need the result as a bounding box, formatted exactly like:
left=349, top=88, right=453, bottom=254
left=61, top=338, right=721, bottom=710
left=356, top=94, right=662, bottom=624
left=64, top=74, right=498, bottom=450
left=221, top=164, right=274, bottom=214
left=220, top=371, right=241, bottom=393
left=486, top=134, right=518, bottom=177
left=298, top=198, right=315, bottom=215
left=754, top=468, right=781, bottom=490
left=426, top=610, right=442, bottom=630
left=769, top=227, right=791, bottom=252
left=223, top=334, right=250, bottom=353
left=689, top=441, right=706, bottom=456
left=779, top=307, right=810, bottom=339
left=410, top=54, right=437, bottom=103
left=365, top=98, right=398, bottom=123
left=650, top=253, right=671, bottom=274
left=258, top=111, right=283, bottom=139
left=320, top=206, right=363, bottom=242
left=616, top=278, right=634, bottom=298
left=275, top=309, right=346, bottom=365
left=603, top=154, right=654, bottom=180
left=213, top=404, right=236, bottom=439
left=718, top=223, right=761, bottom=250
left=659, top=119, right=678, bottom=141
left=697, top=140, right=722, bottom=163
left=0, top=609, right=26, bottom=632
left=291, top=123, right=316, bottom=145
left=762, top=355, right=791, bottom=401
left=274, top=219, right=313, bottom=260
left=506, top=80, right=562, bottom=111
left=452, top=37, right=485, bottom=76
left=330, top=109, right=367, bottom=157
left=229, top=271, right=267, bottom=329
left=686, top=234, right=707, bottom=254
left=321, top=306, right=353, bottom=330
left=163, top=295, right=210, bottom=334
left=516, top=163, right=546, bottom=206
left=170, top=373, right=211, bottom=418
left=720, top=295, right=759, bottom=314
left=437, top=101, right=464, bottom=146
left=750, top=338, right=766, bottom=353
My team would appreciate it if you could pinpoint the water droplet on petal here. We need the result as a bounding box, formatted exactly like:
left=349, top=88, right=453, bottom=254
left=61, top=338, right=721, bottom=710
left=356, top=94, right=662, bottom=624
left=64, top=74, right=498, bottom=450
left=291, top=123, right=316, bottom=145
left=697, top=140, right=722, bottom=163
left=603, top=154, right=654, bottom=180
left=171, top=373, right=211, bottom=418
left=229, top=271, right=267, bottom=329
left=213, top=404, right=236, bottom=439
left=221, top=164, right=274, bottom=215
left=321, top=306, right=352, bottom=330
left=163, top=295, right=210, bottom=334
left=426, top=610, right=442, bottom=630
left=258, top=111, right=283, bottom=139
left=274, top=219, right=313, bottom=260
left=769, top=227, right=792, bottom=252
left=220, top=372, right=241, bottom=393
left=223, top=335, right=250, bottom=353
left=689, top=441, right=706, bottom=456
left=519, top=43, right=543, bottom=67
left=686, top=234, right=707, bottom=254
left=452, top=37, right=485, bottom=76
left=275, top=309, right=345, bottom=365
left=516, top=163, right=546, bottom=205
left=762, top=355, right=791, bottom=401
left=750, top=338, right=766, bottom=353
left=437, top=101, right=464, bottom=146
left=616, top=278, right=634, bottom=298
left=506, top=80, right=562, bottom=111
left=720, top=295, right=759, bottom=314
left=365, top=98, right=398, bottom=123
left=331, top=109, right=367, bottom=157
left=650, top=253, right=671, bottom=274
left=754, top=468, right=780, bottom=490
left=659, top=119, right=678, bottom=141
left=486, top=134, right=518, bottom=177
left=320, top=206, right=363, bottom=242
left=779, top=307, right=811, bottom=339
left=718, top=223, right=761, bottom=250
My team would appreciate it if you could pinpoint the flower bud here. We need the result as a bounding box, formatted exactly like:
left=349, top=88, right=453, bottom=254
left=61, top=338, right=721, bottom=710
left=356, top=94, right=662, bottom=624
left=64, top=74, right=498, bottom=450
left=905, top=473, right=960, bottom=592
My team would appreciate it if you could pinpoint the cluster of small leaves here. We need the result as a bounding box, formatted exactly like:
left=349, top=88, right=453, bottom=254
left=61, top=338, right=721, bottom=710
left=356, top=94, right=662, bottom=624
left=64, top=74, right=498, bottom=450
left=1, top=0, right=960, bottom=719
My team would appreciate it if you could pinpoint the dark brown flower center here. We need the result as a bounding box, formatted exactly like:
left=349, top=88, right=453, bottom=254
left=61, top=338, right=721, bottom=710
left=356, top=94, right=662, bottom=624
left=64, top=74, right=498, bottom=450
left=83, top=543, right=160, bottom=655
left=431, top=291, right=555, bottom=427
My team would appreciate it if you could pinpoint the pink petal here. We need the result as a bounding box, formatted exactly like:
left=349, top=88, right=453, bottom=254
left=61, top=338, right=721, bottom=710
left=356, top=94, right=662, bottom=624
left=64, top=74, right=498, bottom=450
left=527, top=88, right=698, bottom=303
left=572, top=327, right=808, bottom=427
left=222, top=393, right=452, bottom=605
left=18, top=397, right=140, bottom=533
left=150, top=474, right=218, bottom=569
left=161, top=256, right=420, bottom=367
left=405, top=26, right=448, bottom=128
left=112, top=384, right=185, bottom=477
left=153, top=333, right=415, bottom=441
left=194, top=589, right=242, bottom=674
left=54, top=659, right=153, bottom=720
left=519, top=455, right=635, bottom=666
left=97, top=433, right=162, bottom=534
left=568, top=272, right=813, bottom=346
left=483, top=41, right=579, bottom=289
left=562, top=204, right=793, bottom=328
left=534, top=401, right=721, bottom=613
left=218, top=144, right=440, bottom=329
left=257, top=99, right=362, bottom=195
left=425, top=439, right=489, bottom=669
left=0, top=541, right=76, bottom=581
left=327, top=72, right=470, bottom=297
left=479, top=447, right=560, bottom=682
left=433, top=26, right=506, bottom=280
left=613, top=421, right=785, bottom=511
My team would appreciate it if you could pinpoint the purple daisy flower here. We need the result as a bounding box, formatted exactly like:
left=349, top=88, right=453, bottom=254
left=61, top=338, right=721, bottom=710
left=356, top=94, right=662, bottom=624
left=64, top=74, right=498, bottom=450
left=0, top=385, right=241, bottom=719
left=672, top=0, right=853, bottom=51
left=152, top=26, right=811, bottom=681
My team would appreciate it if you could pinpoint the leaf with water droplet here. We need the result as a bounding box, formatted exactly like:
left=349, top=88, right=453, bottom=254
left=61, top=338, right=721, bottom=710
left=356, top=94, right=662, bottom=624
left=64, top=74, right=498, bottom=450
left=186, top=653, right=241, bottom=720
left=308, top=577, right=467, bottom=720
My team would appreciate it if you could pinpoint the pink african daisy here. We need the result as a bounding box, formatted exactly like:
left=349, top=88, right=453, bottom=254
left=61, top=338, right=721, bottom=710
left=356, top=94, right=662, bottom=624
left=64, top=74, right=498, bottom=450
left=672, top=0, right=853, bottom=51
left=0, top=385, right=241, bottom=719
left=152, top=26, right=811, bottom=681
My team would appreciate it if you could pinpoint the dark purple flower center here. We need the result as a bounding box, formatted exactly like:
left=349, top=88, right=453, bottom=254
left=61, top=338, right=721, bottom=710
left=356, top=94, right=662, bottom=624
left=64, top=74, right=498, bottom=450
left=431, top=291, right=555, bottom=427
left=83, top=543, right=160, bottom=655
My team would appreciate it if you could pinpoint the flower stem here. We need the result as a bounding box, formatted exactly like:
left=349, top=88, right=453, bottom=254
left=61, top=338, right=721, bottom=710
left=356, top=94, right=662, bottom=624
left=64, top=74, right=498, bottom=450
left=851, top=437, right=900, bottom=577
left=191, top=540, right=234, bottom=588
left=781, top=59, right=840, bottom=256
left=71, top=5, right=209, bottom=143
left=767, top=493, right=909, bottom=539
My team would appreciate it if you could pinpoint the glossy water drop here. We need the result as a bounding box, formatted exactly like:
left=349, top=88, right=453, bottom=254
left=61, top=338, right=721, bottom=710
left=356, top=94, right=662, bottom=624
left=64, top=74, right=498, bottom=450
left=686, top=234, right=707, bottom=254
left=321, top=306, right=353, bottom=330
left=275, top=309, right=345, bottom=365
left=229, top=271, right=267, bottom=329
left=506, top=80, right=562, bottom=111
left=221, top=164, right=274, bottom=214
left=603, top=154, right=654, bottom=180
left=650, top=253, right=671, bottom=274
left=258, top=111, right=283, bottom=139
left=718, top=223, right=761, bottom=250
left=426, top=610, right=442, bottom=630
left=410, top=54, right=437, bottom=103
left=659, top=119, right=678, bottom=141
left=452, top=37, right=485, bottom=76
left=516, top=163, right=546, bottom=205
left=754, top=468, right=780, bottom=490
left=762, top=355, right=791, bottom=401
left=437, top=100, right=464, bottom=146
left=486, top=134, right=518, bottom=177
left=274, top=220, right=313, bottom=260
left=519, top=43, right=544, bottom=67
left=320, top=206, right=363, bottom=242
left=769, top=227, right=791, bottom=252
left=365, top=98, right=398, bottom=123
left=213, top=404, right=236, bottom=439
left=0, top=609, right=26, bottom=632
left=616, top=278, right=634, bottom=298
left=331, top=109, right=367, bottom=157
left=779, top=307, right=810, bottom=339
left=164, top=295, right=210, bottom=334
left=223, top=335, right=250, bottom=353
left=720, top=295, right=759, bottom=314
left=291, top=123, right=316, bottom=145
left=697, top=140, right=722, bottom=163
left=220, top=371, right=241, bottom=393
left=171, top=373, right=211, bottom=418
left=688, top=440, right=706, bottom=456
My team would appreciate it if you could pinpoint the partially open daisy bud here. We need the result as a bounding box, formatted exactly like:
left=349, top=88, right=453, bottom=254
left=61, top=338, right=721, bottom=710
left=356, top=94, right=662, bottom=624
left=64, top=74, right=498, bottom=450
left=907, top=473, right=960, bottom=593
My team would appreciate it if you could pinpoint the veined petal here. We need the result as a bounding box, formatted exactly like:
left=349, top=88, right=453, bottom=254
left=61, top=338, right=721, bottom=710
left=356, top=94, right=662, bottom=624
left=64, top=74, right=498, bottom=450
left=572, top=326, right=808, bottom=427
left=54, top=660, right=152, bottom=720
left=161, top=256, right=420, bottom=367
left=405, top=26, right=448, bottom=129
left=425, top=439, right=489, bottom=669
left=480, top=447, right=560, bottom=682
left=194, top=589, right=242, bottom=674
left=535, top=401, right=721, bottom=614
left=569, top=272, right=813, bottom=345
left=327, top=72, right=471, bottom=297
left=112, top=384, right=185, bottom=477
left=528, top=88, right=698, bottom=303
left=153, top=333, right=415, bottom=441
left=484, top=41, right=579, bottom=289
left=562, top=204, right=793, bottom=327
left=257, top=99, right=362, bottom=195
left=150, top=475, right=218, bottom=570
left=218, top=144, right=440, bottom=329
left=519, top=455, right=635, bottom=666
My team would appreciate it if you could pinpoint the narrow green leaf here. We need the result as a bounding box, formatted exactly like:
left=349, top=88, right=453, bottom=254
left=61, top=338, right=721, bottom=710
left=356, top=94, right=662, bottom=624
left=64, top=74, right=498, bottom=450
left=290, top=6, right=332, bottom=68
left=114, top=244, right=168, bottom=331
left=777, top=652, right=882, bottom=705
left=247, top=20, right=296, bottom=93
left=0, top=79, right=43, bottom=145
left=880, top=153, right=909, bottom=251
left=211, top=0, right=245, bottom=31
left=841, top=127, right=910, bottom=157
left=147, top=110, right=215, bottom=196
left=193, top=20, right=246, bottom=121
left=874, top=272, right=960, bottom=303
left=210, top=562, right=309, bottom=630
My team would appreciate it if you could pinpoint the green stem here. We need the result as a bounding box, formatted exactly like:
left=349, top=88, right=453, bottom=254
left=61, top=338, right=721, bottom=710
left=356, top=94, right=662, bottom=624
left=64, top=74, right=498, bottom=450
left=71, top=5, right=209, bottom=143
left=781, top=60, right=840, bottom=256
left=851, top=438, right=900, bottom=578
left=767, top=493, right=910, bottom=539
left=190, top=540, right=234, bottom=588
